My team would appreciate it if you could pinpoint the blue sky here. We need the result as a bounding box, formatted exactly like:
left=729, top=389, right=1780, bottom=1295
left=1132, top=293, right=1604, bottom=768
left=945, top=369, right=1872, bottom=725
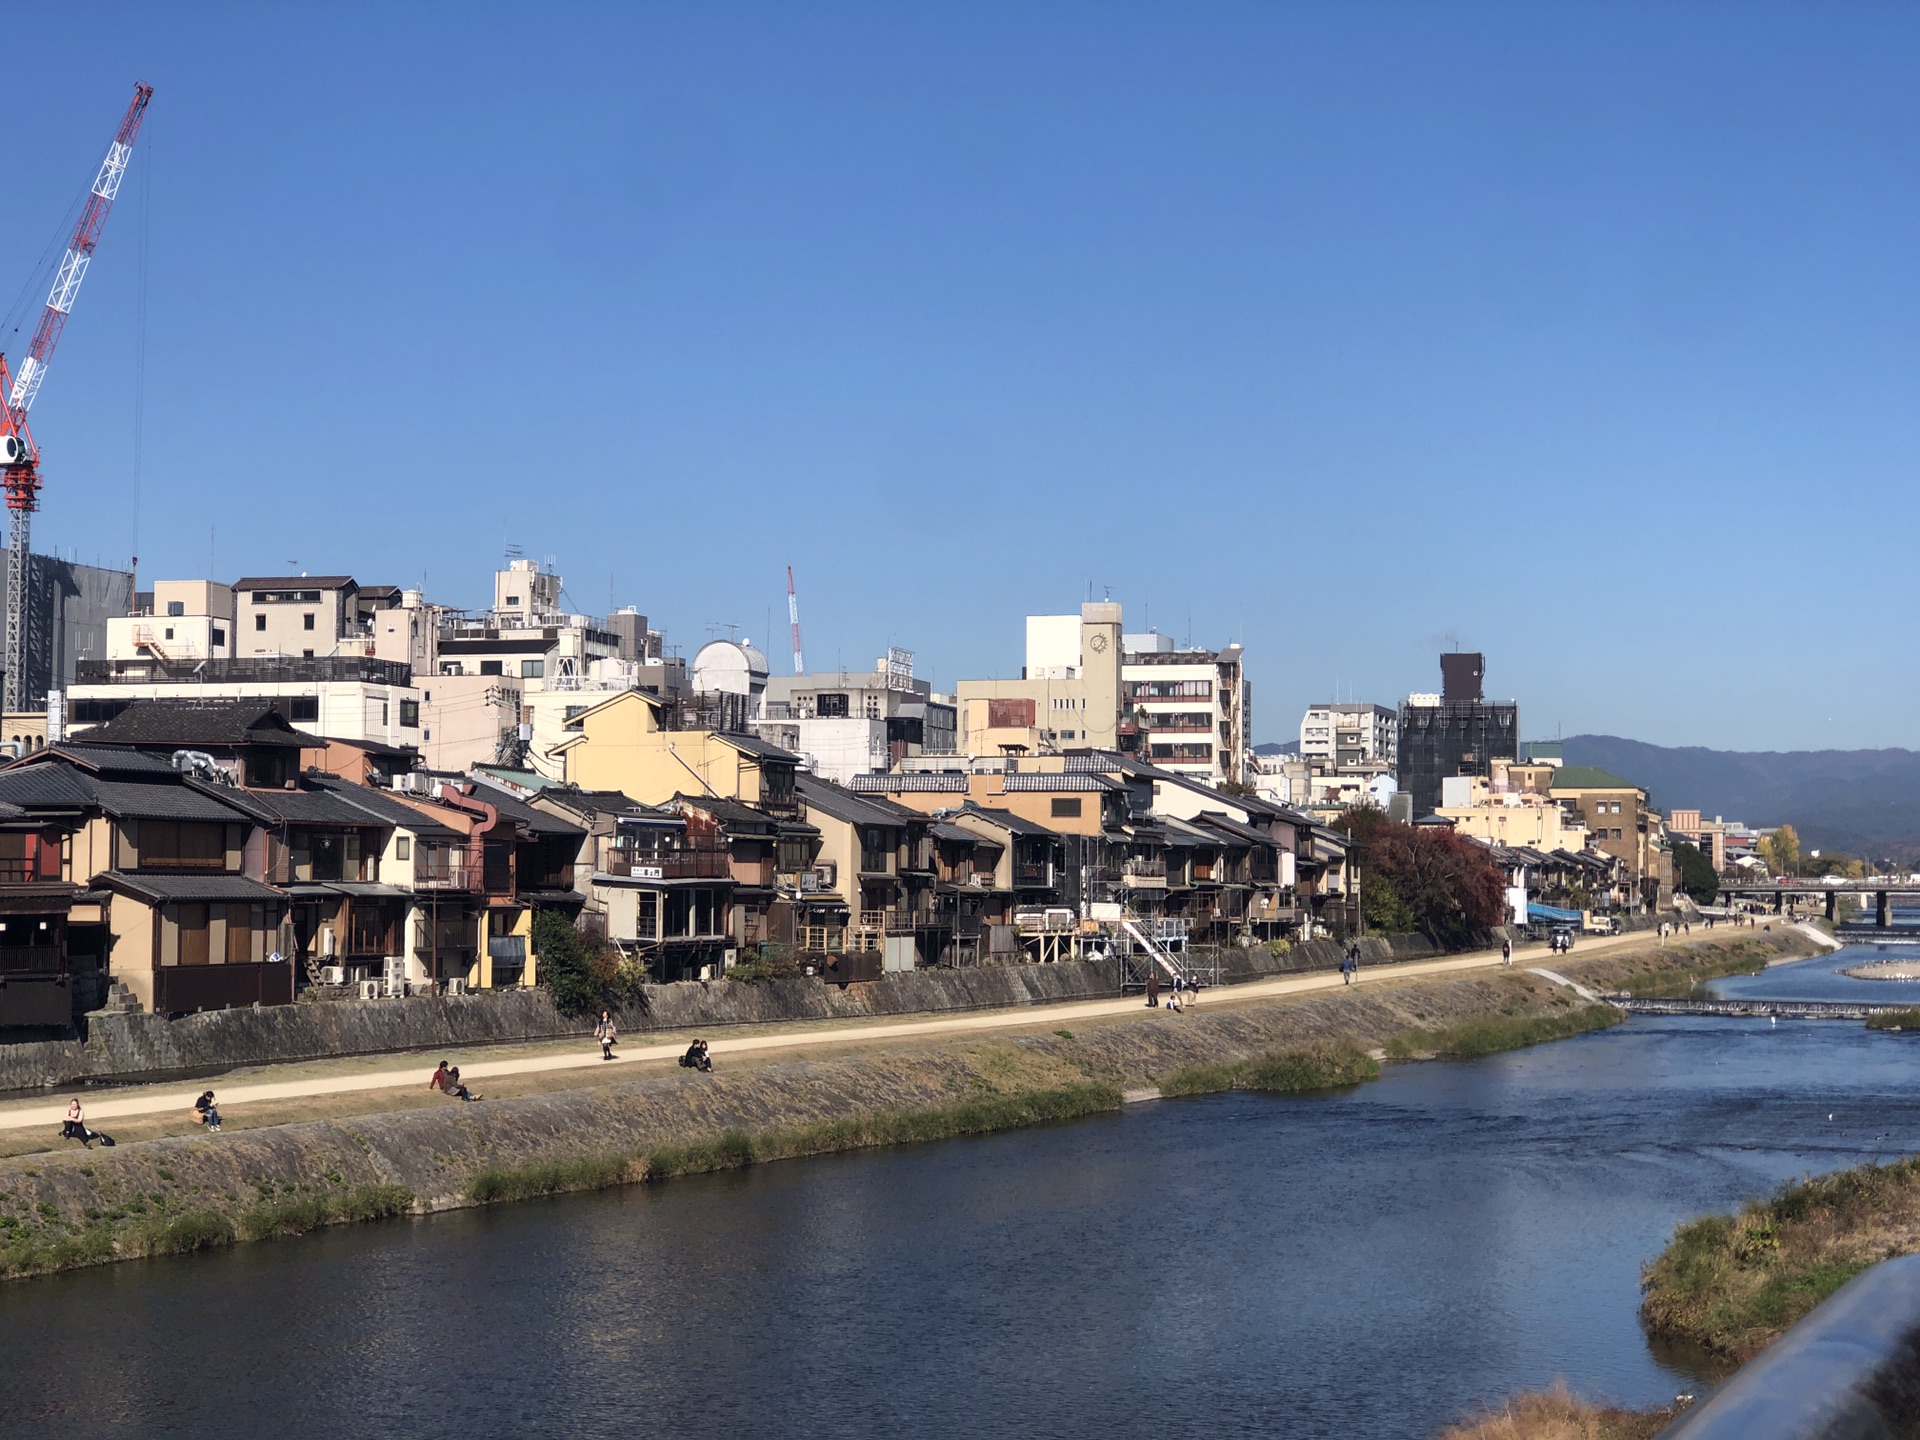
left=5, top=3, right=1918, bottom=751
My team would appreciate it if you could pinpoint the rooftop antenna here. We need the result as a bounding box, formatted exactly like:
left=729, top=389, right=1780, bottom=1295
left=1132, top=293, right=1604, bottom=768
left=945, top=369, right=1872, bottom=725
left=786, top=565, right=805, bottom=674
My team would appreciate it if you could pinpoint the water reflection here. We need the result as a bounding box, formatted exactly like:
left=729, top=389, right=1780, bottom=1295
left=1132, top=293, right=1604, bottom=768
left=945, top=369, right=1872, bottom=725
left=4, top=1000, right=1918, bottom=1439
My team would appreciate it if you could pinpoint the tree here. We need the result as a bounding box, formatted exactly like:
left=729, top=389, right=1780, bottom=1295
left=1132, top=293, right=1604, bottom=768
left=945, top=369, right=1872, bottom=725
left=1360, top=871, right=1417, bottom=934
left=1336, top=807, right=1508, bottom=944
left=1672, top=840, right=1718, bottom=904
left=534, top=909, right=603, bottom=1015
left=1761, top=824, right=1802, bottom=877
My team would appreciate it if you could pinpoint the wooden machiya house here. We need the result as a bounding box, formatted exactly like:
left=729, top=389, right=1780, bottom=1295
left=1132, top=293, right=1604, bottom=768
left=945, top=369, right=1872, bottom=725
left=0, top=743, right=287, bottom=1020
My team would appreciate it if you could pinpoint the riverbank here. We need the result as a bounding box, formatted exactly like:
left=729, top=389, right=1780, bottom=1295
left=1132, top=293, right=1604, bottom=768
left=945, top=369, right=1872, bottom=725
left=0, top=930, right=1818, bottom=1282
left=1440, top=1383, right=1681, bottom=1439
left=1640, top=1154, right=1920, bottom=1360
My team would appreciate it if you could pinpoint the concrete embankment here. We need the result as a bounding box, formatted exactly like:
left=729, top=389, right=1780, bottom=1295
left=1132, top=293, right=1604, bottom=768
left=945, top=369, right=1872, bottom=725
left=0, top=930, right=1803, bottom=1281
left=0, top=930, right=1505, bottom=1092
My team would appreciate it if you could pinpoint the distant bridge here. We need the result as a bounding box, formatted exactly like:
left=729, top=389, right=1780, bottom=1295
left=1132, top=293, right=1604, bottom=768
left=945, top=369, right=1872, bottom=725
left=1715, top=878, right=1920, bottom=925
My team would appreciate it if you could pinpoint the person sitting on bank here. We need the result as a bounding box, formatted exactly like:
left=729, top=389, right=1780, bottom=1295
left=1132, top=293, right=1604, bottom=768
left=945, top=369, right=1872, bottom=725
left=445, top=1067, right=481, bottom=1102
left=679, top=1039, right=712, bottom=1072
left=63, top=1098, right=93, bottom=1147
left=194, top=1091, right=222, bottom=1132
left=428, top=1060, right=451, bottom=1094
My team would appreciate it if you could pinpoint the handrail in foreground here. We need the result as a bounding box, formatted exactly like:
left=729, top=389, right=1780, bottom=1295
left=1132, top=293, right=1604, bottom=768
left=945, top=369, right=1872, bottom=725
left=1656, top=1253, right=1920, bottom=1438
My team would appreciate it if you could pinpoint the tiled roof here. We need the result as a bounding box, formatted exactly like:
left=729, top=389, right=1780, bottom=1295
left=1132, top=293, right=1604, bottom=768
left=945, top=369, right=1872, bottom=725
left=1548, top=766, right=1641, bottom=793
left=99, top=872, right=285, bottom=903
left=796, top=775, right=922, bottom=829
left=849, top=774, right=968, bottom=793
left=303, top=778, right=463, bottom=838
left=232, top=575, right=357, bottom=590
left=954, top=805, right=1058, bottom=838
left=211, top=785, right=395, bottom=827
left=90, top=780, right=255, bottom=822
left=466, top=779, right=587, bottom=837
left=79, top=701, right=319, bottom=749
left=716, top=732, right=801, bottom=763
left=671, top=794, right=779, bottom=834
left=1000, top=773, right=1122, bottom=793
left=33, top=744, right=178, bottom=775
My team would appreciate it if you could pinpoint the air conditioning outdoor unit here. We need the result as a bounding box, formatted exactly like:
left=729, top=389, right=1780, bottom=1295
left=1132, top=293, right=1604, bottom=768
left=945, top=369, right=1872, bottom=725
left=356, top=979, right=383, bottom=1000
left=317, top=965, right=346, bottom=986
left=445, top=978, right=468, bottom=996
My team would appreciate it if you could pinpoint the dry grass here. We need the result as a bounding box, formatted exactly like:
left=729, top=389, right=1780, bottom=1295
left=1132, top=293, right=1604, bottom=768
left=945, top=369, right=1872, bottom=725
left=1439, top=1382, right=1681, bottom=1440
left=1641, top=1156, right=1920, bottom=1359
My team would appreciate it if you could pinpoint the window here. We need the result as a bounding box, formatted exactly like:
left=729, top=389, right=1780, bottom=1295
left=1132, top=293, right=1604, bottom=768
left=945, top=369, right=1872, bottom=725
left=817, top=693, right=849, bottom=718
left=212, top=628, right=226, bottom=646
left=163, top=628, right=174, bottom=640
left=399, top=699, right=420, bottom=728
left=255, top=613, right=267, bottom=632
left=520, top=659, right=544, bottom=679
left=166, top=600, right=184, bottom=617
left=563, top=705, right=587, bottom=720
left=286, top=696, right=318, bottom=723
left=440, top=662, right=463, bottom=675
left=1051, top=797, right=1083, bottom=818
left=381, top=702, right=390, bottom=726
left=143, top=822, right=226, bottom=871
left=395, top=836, right=411, bottom=861
left=301, top=649, right=314, bottom=658
left=506, top=595, right=520, bottom=606
left=480, top=661, right=504, bottom=676
left=302, top=613, right=316, bottom=631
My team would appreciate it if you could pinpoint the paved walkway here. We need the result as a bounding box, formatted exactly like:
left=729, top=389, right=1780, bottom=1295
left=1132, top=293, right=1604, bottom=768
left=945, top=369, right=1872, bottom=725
left=0, top=928, right=1689, bottom=1135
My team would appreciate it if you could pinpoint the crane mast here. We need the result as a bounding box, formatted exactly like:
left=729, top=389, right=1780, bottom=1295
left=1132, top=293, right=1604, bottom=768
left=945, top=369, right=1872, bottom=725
left=0, top=83, right=152, bottom=712
left=786, top=565, right=805, bottom=675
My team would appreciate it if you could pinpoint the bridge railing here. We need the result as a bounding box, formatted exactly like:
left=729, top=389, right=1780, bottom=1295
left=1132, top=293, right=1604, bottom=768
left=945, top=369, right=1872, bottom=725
left=1654, top=1254, right=1920, bottom=1438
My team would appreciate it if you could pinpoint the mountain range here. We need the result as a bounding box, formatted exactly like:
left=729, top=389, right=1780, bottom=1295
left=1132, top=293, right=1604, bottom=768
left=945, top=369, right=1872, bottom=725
left=1558, top=735, right=1920, bottom=860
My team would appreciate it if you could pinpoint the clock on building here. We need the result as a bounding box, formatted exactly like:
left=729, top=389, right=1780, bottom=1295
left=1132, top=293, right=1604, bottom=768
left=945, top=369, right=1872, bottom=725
left=1088, top=632, right=1109, bottom=653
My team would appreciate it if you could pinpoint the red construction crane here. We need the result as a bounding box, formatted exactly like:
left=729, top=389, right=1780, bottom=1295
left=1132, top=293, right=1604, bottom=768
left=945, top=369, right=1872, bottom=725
left=0, top=83, right=153, bottom=711
left=786, top=565, right=805, bottom=675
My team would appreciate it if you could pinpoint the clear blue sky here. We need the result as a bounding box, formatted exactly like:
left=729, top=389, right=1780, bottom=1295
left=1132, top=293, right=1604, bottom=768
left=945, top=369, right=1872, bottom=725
left=6, top=3, right=1917, bottom=752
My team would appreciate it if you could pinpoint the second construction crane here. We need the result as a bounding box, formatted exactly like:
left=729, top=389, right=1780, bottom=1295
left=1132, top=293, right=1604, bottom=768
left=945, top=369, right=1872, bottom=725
left=0, top=83, right=153, bottom=712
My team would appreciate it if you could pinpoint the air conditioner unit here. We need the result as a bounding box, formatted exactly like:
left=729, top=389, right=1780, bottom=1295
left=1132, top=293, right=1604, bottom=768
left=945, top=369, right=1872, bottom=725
left=445, top=978, right=468, bottom=996
left=317, top=965, right=346, bottom=986
left=356, top=979, right=383, bottom=1000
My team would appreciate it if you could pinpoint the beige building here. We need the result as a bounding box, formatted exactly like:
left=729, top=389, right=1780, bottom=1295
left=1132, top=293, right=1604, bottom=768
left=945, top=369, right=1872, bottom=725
left=552, top=690, right=802, bottom=815
left=1548, top=766, right=1662, bottom=890
left=1121, top=634, right=1250, bottom=785
left=956, top=603, right=1124, bottom=756
left=1436, top=775, right=1591, bottom=852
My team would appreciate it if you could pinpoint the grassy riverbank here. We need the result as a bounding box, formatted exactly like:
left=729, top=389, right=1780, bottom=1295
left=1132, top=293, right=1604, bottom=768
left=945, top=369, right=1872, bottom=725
left=0, top=930, right=1815, bottom=1284
left=1640, top=1157, right=1920, bottom=1359
left=1865, top=1009, right=1920, bottom=1031
left=1604, top=938, right=1784, bottom=998
left=1439, top=1383, right=1681, bottom=1440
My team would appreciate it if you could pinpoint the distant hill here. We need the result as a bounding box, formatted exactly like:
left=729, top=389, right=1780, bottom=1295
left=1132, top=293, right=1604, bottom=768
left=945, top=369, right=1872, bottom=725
left=1559, top=735, right=1920, bottom=859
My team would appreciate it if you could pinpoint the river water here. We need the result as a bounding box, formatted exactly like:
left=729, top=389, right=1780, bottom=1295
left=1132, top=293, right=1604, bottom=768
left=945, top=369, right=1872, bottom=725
left=7, top=944, right=1920, bottom=1440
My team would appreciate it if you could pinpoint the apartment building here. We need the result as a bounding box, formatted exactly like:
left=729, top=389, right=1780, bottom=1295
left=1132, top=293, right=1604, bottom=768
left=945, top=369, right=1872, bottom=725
left=756, top=652, right=958, bottom=783
left=1121, top=632, right=1250, bottom=785
left=1299, top=703, right=1397, bottom=767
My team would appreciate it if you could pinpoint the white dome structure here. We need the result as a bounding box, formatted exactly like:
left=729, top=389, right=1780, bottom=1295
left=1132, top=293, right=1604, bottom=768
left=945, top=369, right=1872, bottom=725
left=692, top=639, right=770, bottom=708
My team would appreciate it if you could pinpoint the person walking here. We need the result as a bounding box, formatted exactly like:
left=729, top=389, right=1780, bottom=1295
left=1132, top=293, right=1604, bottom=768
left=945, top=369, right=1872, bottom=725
left=1501, top=939, right=1512, bottom=966
left=1145, top=967, right=1160, bottom=1009
left=595, top=1010, right=618, bottom=1061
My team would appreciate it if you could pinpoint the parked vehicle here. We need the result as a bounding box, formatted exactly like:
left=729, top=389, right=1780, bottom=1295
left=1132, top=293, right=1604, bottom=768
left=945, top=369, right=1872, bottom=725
left=1583, top=914, right=1621, bottom=936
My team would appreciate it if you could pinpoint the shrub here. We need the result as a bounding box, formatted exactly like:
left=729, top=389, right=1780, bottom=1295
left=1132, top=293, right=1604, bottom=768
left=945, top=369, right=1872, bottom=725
left=534, top=909, right=601, bottom=1015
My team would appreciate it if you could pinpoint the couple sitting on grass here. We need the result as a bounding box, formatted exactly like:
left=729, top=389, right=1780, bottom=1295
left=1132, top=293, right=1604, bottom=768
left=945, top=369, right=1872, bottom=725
left=428, top=1060, right=482, bottom=1102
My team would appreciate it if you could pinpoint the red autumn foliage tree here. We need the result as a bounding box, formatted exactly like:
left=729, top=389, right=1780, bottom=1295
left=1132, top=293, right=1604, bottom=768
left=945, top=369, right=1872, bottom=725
left=1334, top=807, right=1508, bottom=944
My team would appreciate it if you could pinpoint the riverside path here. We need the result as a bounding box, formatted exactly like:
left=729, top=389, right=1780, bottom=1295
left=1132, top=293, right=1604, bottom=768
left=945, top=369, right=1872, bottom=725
left=0, top=925, right=1808, bottom=1139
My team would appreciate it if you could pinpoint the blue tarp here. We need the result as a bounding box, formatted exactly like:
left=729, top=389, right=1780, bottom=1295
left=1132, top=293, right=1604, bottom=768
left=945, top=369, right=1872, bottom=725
left=1528, top=902, right=1582, bottom=923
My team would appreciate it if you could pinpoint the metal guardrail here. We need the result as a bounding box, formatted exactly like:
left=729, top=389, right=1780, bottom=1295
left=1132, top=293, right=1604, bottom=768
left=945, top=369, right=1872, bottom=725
left=1656, top=1254, right=1920, bottom=1438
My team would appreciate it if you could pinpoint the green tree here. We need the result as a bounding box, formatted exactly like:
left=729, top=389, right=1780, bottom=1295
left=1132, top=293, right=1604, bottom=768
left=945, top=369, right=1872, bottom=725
left=1672, top=840, right=1718, bottom=904
left=1361, top=872, right=1417, bottom=934
left=534, top=909, right=601, bottom=1015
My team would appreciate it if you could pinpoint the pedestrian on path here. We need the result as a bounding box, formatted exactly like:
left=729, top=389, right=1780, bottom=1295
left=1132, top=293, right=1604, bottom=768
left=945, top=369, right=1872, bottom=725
left=1145, top=968, right=1160, bottom=1008
left=1501, top=940, right=1512, bottom=967
left=595, top=1010, right=618, bottom=1061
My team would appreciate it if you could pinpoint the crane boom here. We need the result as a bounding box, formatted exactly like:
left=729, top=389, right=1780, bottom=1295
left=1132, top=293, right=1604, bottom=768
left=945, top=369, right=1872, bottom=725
left=0, top=83, right=152, bottom=712
left=786, top=565, right=805, bottom=675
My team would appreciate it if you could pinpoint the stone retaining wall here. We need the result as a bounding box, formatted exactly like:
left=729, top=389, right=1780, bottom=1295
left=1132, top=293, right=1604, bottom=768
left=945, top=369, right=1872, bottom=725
left=0, top=925, right=1533, bottom=1092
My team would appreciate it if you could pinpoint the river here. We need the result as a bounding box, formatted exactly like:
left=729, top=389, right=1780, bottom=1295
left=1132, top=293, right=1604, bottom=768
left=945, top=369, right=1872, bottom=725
left=6, top=944, right=1920, bottom=1439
